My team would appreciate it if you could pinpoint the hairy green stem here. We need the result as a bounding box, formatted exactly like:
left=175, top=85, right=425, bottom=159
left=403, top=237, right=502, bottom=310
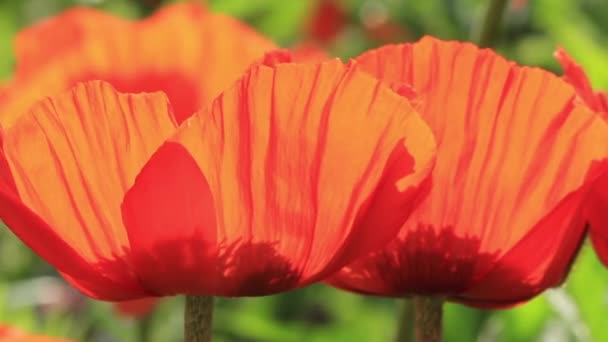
left=413, top=297, right=443, bottom=342
left=184, top=296, right=214, bottom=342
left=477, top=0, right=509, bottom=47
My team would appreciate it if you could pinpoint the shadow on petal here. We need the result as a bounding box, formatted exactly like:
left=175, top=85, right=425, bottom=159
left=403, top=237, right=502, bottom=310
left=126, top=237, right=301, bottom=297
left=216, top=240, right=302, bottom=296
left=330, top=225, right=499, bottom=297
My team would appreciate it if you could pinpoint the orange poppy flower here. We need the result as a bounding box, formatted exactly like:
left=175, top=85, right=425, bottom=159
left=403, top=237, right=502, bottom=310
left=0, top=3, right=275, bottom=126
left=555, top=48, right=608, bottom=267
left=0, top=57, right=436, bottom=298
left=0, top=324, right=71, bottom=342
left=327, top=36, right=608, bottom=308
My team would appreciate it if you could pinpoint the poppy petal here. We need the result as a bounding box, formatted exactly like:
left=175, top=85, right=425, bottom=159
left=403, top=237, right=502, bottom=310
left=251, top=47, right=329, bottom=71
left=584, top=160, right=608, bottom=267
left=554, top=47, right=608, bottom=115
left=554, top=50, right=608, bottom=269
left=453, top=190, right=588, bottom=308
left=0, top=81, right=176, bottom=299
left=329, top=36, right=608, bottom=300
left=13, top=7, right=126, bottom=75
left=122, top=59, right=436, bottom=296
left=591, top=227, right=608, bottom=267
left=2, top=3, right=275, bottom=126
left=253, top=49, right=296, bottom=68
left=0, top=187, right=137, bottom=300
left=0, top=129, right=17, bottom=194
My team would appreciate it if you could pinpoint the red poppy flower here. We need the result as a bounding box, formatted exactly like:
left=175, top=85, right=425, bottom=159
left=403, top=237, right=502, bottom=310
left=0, top=57, right=436, bottom=299
left=327, top=36, right=608, bottom=308
left=0, top=3, right=275, bottom=126
left=555, top=48, right=608, bottom=267
left=114, top=297, right=158, bottom=317
left=0, top=324, right=71, bottom=342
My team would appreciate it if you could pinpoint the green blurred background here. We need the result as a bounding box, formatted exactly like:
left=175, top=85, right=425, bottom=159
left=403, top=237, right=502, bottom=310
left=1, top=0, right=608, bottom=341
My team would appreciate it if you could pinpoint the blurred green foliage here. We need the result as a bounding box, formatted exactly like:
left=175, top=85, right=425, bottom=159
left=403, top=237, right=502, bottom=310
left=1, top=0, right=608, bottom=341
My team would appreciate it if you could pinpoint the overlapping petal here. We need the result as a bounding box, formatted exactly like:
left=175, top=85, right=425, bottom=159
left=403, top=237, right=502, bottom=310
left=121, top=59, right=436, bottom=296
left=1, top=3, right=276, bottom=127
left=584, top=159, right=608, bottom=267
left=554, top=48, right=608, bottom=116
left=554, top=49, right=608, bottom=268
left=328, top=36, right=608, bottom=307
left=0, top=81, right=177, bottom=300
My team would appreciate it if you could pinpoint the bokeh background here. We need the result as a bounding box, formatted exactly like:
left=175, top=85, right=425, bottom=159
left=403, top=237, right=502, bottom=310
left=1, top=0, right=608, bottom=341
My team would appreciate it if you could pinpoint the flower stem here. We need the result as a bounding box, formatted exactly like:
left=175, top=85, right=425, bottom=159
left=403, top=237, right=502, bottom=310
left=477, top=0, right=509, bottom=47
left=395, top=299, right=415, bottom=342
left=413, top=297, right=443, bottom=342
left=137, top=314, right=153, bottom=342
left=184, top=296, right=214, bottom=342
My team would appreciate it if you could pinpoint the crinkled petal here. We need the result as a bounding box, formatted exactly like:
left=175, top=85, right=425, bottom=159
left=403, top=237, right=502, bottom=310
left=554, top=49, right=608, bottom=268
left=554, top=47, right=608, bottom=115
left=0, top=81, right=177, bottom=300
left=121, top=59, right=436, bottom=296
